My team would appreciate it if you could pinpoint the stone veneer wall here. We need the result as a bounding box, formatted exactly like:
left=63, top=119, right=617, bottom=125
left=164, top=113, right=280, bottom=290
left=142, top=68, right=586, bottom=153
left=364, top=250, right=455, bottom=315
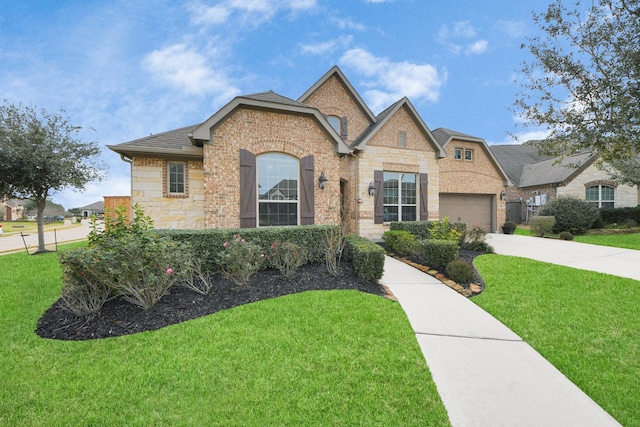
left=439, top=139, right=507, bottom=228
left=203, top=107, right=342, bottom=229
left=557, top=163, right=638, bottom=207
left=131, top=157, right=205, bottom=229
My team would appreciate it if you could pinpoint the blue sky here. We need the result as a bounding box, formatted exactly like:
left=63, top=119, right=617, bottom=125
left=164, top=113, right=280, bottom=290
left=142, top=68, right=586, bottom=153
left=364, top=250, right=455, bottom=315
left=1, top=0, right=551, bottom=210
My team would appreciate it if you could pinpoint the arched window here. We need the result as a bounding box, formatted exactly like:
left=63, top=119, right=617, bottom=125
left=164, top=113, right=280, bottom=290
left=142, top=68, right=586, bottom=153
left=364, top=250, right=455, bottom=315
left=327, top=116, right=341, bottom=133
left=585, top=185, right=615, bottom=208
left=257, top=153, right=299, bottom=226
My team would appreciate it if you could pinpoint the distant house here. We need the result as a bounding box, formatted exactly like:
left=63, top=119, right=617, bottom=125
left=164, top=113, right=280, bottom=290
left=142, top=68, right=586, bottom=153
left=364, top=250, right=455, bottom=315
left=79, top=201, right=104, bottom=218
left=2, top=199, right=25, bottom=221
left=491, top=145, right=639, bottom=223
left=108, top=66, right=511, bottom=237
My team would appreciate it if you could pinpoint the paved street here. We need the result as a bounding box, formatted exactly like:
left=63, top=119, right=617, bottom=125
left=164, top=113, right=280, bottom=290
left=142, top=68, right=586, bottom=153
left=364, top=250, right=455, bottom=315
left=0, top=220, right=95, bottom=255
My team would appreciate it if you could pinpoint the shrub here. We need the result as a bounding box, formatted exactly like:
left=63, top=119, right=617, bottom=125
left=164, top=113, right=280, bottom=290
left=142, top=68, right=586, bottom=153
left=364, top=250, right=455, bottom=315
left=429, top=217, right=463, bottom=242
left=390, top=219, right=466, bottom=241
left=217, top=235, right=265, bottom=287
left=461, top=224, right=494, bottom=253
left=382, top=230, right=417, bottom=256
left=416, top=239, right=459, bottom=270
left=599, top=206, right=640, bottom=226
left=530, top=216, right=556, bottom=237
left=539, top=196, right=599, bottom=234
left=559, top=231, right=574, bottom=241
left=269, top=241, right=306, bottom=278
left=343, top=235, right=385, bottom=281
left=323, top=224, right=345, bottom=277
left=445, top=259, right=475, bottom=284
left=59, top=248, right=112, bottom=316
left=389, top=221, right=432, bottom=239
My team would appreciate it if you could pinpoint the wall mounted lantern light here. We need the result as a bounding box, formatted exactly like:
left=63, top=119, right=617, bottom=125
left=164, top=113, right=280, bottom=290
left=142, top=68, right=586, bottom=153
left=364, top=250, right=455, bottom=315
left=318, top=171, right=328, bottom=190
left=499, top=190, right=506, bottom=200
left=368, top=181, right=376, bottom=196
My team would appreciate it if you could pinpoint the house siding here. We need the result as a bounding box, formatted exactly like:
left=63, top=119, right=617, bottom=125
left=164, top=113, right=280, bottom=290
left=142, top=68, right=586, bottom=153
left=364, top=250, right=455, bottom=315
left=558, top=163, right=638, bottom=207
left=203, top=107, right=342, bottom=229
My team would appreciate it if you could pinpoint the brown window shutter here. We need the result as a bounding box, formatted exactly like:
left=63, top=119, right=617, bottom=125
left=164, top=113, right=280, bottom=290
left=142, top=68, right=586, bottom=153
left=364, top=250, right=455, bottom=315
left=239, top=149, right=257, bottom=228
left=300, top=155, right=315, bottom=225
left=374, top=170, right=384, bottom=224
left=420, top=173, right=429, bottom=221
left=340, top=116, right=348, bottom=139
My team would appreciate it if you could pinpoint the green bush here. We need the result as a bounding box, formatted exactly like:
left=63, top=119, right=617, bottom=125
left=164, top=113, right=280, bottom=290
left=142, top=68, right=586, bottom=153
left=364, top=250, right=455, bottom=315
left=382, top=230, right=417, bottom=256
left=59, top=248, right=112, bottom=316
left=217, top=235, right=265, bottom=287
left=389, top=221, right=432, bottom=239
left=445, top=259, right=475, bottom=284
left=559, top=231, right=574, bottom=241
left=268, top=241, right=306, bottom=278
left=390, top=219, right=465, bottom=241
left=599, top=206, right=640, bottom=226
left=530, top=216, right=556, bottom=237
left=416, top=239, right=459, bottom=270
left=461, top=224, right=494, bottom=253
left=539, top=196, right=599, bottom=234
left=343, top=235, right=385, bottom=282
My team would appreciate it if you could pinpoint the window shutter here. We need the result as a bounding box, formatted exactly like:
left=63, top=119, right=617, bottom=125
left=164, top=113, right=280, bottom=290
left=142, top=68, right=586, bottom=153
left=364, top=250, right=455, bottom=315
left=420, top=173, right=429, bottom=221
left=374, top=170, right=384, bottom=224
left=300, top=155, right=315, bottom=225
left=340, top=116, right=348, bottom=139
left=239, top=149, right=256, bottom=228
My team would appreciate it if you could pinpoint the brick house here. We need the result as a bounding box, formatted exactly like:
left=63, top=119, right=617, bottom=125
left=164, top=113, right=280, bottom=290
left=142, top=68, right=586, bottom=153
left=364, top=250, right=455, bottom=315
left=491, top=145, right=640, bottom=223
left=108, top=66, right=509, bottom=238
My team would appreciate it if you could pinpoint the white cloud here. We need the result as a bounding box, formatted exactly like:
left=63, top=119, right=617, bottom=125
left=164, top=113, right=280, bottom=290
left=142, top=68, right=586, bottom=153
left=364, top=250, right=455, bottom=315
left=438, top=20, right=488, bottom=55
left=142, top=43, right=240, bottom=103
left=339, top=48, right=447, bottom=112
left=498, top=20, right=527, bottom=38
left=188, top=0, right=317, bottom=26
left=331, top=17, right=366, bottom=31
left=300, top=36, right=352, bottom=55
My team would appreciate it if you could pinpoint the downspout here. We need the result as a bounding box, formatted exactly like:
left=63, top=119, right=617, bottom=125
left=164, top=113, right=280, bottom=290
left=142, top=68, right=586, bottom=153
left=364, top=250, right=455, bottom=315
left=352, top=150, right=359, bottom=236
left=119, top=154, right=133, bottom=209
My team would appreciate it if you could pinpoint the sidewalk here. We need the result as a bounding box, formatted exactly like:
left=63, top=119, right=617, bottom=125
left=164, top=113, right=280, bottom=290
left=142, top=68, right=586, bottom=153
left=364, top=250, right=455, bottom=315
left=380, top=255, right=622, bottom=426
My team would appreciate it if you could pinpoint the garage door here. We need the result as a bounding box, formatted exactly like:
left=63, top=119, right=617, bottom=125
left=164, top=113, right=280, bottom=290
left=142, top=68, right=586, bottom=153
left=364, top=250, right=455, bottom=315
left=439, top=193, right=494, bottom=231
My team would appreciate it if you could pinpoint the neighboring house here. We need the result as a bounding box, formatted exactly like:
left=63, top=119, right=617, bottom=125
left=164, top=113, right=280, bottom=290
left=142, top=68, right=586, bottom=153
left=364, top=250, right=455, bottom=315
left=491, top=145, right=640, bottom=223
left=108, top=66, right=509, bottom=238
left=2, top=199, right=25, bottom=221
left=79, top=201, right=105, bottom=218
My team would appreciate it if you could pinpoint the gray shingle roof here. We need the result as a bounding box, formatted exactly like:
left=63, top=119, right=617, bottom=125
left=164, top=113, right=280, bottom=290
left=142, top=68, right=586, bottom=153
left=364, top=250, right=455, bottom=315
left=108, top=124, right=203, bottom=158
left=518, top=151, right=595, bottom=188
left=242, top=91, right=307, bottom=108
left=432, top=128, right=482, bottom=146
left=490, top=145, right=553, bottom=186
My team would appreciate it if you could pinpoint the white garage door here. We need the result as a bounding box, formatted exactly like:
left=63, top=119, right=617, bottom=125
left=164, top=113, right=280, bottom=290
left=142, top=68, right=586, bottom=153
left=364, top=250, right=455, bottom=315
left=439, top=193, right=494, bottom=231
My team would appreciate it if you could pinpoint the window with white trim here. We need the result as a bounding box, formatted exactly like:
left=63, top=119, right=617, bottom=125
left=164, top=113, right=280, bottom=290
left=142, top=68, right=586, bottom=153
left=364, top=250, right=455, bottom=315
left=168, top=162, right=186, bottom=194
left=586, top=185, right=614, bottom=208
left=383, top=172, right=417, bottom=222
left=454, top=148, right=462, bottom=160
left=327, top=116, right=341, bottom=133
left=257, top=153, right=299, bottom=226
left=464, top=148, right=473, bottom=161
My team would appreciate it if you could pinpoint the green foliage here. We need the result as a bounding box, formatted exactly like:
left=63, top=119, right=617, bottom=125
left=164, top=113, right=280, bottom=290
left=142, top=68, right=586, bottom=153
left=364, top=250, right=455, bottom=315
left=559, top=231, right=574, bottom=241
left=515, top=0, right=640, bottom=172
left=461, top=224, right=494, bottom=253
left=218, top=235, right=265, bottom=287
left=599, top=206, right=640, bottom=226
left=539, top=196, right=599, bottom=234
left=445, top=259, right=475, bottom=284
left=390, top=218, right=465, bottom=241
left=343, top=235, right=385, bottom=282
left=530, top=215, right=556, bottom=237
left=416, top=239, right=459, bottom=270
left=389, top=221, right=432, bottom=239
left=382, top=230, right=417, bottom=256
left=268, top=241, right=306, bottom=278
left=59, top=204, right=193, bottom=312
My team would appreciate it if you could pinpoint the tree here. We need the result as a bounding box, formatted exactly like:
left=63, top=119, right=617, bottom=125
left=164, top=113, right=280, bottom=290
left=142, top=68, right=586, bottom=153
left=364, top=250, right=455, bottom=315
left=0, top=101, right=104, bottom=253
left=515, top=0, right=640, bottom=184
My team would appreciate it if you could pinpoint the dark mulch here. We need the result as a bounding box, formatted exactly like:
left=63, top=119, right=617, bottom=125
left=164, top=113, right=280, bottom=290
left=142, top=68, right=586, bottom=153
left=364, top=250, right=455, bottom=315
left=36, top=263, right=386, bottom=342
left=403, top=249, right=487, bottom=293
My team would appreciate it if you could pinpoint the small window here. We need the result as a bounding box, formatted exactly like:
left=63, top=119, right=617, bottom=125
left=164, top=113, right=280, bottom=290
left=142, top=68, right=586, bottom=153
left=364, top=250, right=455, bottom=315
left=398, top=131, right=406, bottom=147
left=454, top=148, right=462, bottom=160
left=327, top=116, right=341, bottom=133
left=465, top=149, right=473, bottom=161
left=168, top=162, right=185, bottom=194
left=586, top=185, right=615, bottom=208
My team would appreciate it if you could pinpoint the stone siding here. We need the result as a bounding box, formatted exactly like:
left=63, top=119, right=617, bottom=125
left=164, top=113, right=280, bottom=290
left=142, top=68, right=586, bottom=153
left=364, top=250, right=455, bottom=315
left=558, top=163, right=638, bottom=207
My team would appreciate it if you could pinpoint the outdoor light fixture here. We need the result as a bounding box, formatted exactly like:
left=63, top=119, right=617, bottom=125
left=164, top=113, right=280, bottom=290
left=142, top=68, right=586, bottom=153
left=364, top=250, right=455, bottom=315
left=368, top=181, right=376, bottom=196
left=500, top=190, right=506, bottom=200
left=318, top=171, right=328, bottom=190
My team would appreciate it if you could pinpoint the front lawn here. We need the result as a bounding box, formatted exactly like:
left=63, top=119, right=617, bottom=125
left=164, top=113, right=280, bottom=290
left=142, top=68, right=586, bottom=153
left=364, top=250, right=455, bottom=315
left=514, top=227, right=640, bottom=250
left=0, top=249, right=450, bottom=426
left=473, top=255, right=640, bottom=427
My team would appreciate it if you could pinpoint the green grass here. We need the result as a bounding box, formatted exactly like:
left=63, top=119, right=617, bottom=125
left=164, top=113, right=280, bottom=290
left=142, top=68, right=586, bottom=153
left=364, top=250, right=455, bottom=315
left=574, top=232, right=640, bottom=249
left=473, top=255, right=640, bottom=427
left=0, top=249, right=450, bottom=426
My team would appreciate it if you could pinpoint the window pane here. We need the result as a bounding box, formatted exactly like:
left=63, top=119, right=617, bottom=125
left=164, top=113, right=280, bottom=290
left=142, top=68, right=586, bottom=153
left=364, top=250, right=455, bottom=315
left=585, top=186, right=599, bottom=201
left=465, top=149, right=473, bottom=161
left=454, top=148, right=462, bottom=160
left=327, top=116, right=341, bottom=133
left=384, top=205, right=398, bottom=222
left=601, top=186, right=614, bottom=201
left=169, top=162, right=185, bottom=193
left=383, top=172, right=399, bottom=204
left=401, top=174, right=416, bottom=204
left=402, top=206, right=416, bottom=221
left=258, top=153, right=298, bottom=226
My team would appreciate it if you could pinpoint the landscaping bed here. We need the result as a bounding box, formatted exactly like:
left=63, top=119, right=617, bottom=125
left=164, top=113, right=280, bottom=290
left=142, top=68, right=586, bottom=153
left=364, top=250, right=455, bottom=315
left=36, top=263, right=386, bottom=341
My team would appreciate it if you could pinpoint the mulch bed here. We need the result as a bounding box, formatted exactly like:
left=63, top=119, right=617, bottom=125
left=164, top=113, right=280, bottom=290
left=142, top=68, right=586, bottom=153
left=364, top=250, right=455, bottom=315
left=36, top=263, right=386, bottom=342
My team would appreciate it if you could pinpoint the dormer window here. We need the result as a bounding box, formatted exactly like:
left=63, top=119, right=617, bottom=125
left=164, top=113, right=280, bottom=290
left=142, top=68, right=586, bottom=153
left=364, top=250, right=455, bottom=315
left=327, top=115, right=348, bottom=139
left=327, top=116, right=341, bottom=133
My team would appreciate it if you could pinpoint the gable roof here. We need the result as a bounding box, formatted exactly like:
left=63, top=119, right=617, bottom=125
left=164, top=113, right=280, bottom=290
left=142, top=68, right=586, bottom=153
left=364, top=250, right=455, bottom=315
left=79, top=201, right=105, bottom=211
left=297, top=65, right=377, bottom=124
left=432, top=128, right=511, bottom=185
left=352, top=97, right=447, bottom=158
left=108, top=124, right=203, bottom=160
left=189, top=91, right=352, bottom=155
left=490, top=144, right=598, bottom=188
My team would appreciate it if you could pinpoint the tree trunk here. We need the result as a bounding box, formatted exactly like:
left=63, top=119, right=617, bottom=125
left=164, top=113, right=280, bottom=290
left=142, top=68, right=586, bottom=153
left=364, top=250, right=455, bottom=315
left=36, top=197, right=46, bottom=253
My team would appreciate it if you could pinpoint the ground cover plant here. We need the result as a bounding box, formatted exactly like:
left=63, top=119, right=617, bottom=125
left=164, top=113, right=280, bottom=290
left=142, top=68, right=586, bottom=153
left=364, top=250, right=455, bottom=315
left=1, top=248, right=451, bottom=426
left=473, top=255, right=640, bottom=427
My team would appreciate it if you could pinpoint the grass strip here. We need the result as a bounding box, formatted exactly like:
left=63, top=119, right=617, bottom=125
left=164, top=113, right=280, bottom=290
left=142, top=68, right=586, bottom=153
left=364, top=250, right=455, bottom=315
left=0, top=249, right=450, bottom=426
left=473, top=254, right=639, bottom=427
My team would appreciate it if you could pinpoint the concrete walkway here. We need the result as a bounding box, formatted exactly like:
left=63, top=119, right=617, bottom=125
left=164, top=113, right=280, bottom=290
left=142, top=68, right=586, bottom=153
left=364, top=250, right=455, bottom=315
left=380, top=234, right=634, bottom=426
